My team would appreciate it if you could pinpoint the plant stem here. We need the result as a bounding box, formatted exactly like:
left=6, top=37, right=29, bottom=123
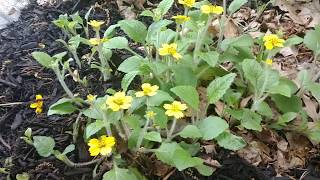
left=54, top=68, right=75, bottom=99
left=61, top=156, right=104, bottom=168
left=72, top=112, right=83, bottom=143
left=217, top=0, right=227, bottom=51
left=193, top=15, right=214, bottom=64
left=136, top=117, right=150, bottom=150
left=167, top=118, right=177, bottom=141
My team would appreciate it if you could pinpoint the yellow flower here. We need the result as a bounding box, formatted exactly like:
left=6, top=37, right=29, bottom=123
left=87, top=94, right=97, bottom=102
left=89, top=38, right=100, bottom=46
left=146, top=111, right=157, bottom=119
left=178, top=0, right=196, bottom=8
left=163, top=101, right=187, bottom=119
left=30, top=94, right=43, bottom=114
left=106, top=92, right=132, bottom=111
left=159, top=43, right=182, bottom=60
left=265, top=59, right=273, bottom=65
left=88, top=135, right=116, bottom=156
left=172, top=15, right=190, bottom=24
left=88, top=20, right=104, bottom=30
left=135, top=83, right=159, bottom=97
left=89, top=38, right=109, bottom=46
left=201, top=4, right=224, bottom=15
left=263, top=34, right=285, bottom=50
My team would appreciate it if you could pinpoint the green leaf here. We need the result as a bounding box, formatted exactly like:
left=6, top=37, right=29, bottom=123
left=140, top=10, right=154, bottom=17
left=33, top=136, right=55, bottom=157
left=155, top=142, right=179, bottom=166
left=197, top=51, right=219, bottom=67
left=268, top=78, right=296, bottom=97
left=146, top=20, right=173, bottom=44
left=157, top=0, right=174, bottom=16
left=85, top=120, right=105, bottom=139
left=118, top=20, right=147, bottom=43
left=207, top=73, right=236, bottom=104
left=118, top=56, right=144, bottom=73
left=304, top=26, right=320, bottom=55
left=48, top=98, right=77, bottom=116
left=121, top=71, right=139, bottom=92
left=62, top=144, right=75, bottom=155
left=32, top=52, right=54, bottom=68
left=171, top=86, right=199, bottom=110
left=227, top=109, right=262, bottom=131
left=103, top=37, right=128, bottom=49
left=16, top=172, right=30, bottom=180
left=172, top=148, right=203, bottom=171
left=241, top=109, right=262, bottom=131
left=254, top=101, right=273, bottom=118
left=195, top=164, right=214, bottom=176
left=150, top=107, right=168, bottom=128
left=172, top=65, right=197, bottom=87
left=285, top=35, right=303, bottom=46
left=198, top=116, right=229, bottom=140
left=123, top=115, right=141, bottom=130
left=298, top=69, right=312, bottom=88
left=144, top=131, right=162, bottom=142
left=276, top=112, right=297, bottom=128
left=179, top=141, right=200, bottom=156
left=242, top=59, right=279, bottom=96
left=155, top=142, right=203, bottom=171
left=216, top=132, right=246, bottom=151
left=178, top=125, right=202, bottom=139
left=104, top=24, right=120, bottom=38
left=103, top=167, right=139, bottom=180
left=306, top=82, right=320, bottom=101
left=271, top=94, right=302, bottom=113
left=148, top=90, right=173, bottom=106
left=228, top=0, right=248, bottom=14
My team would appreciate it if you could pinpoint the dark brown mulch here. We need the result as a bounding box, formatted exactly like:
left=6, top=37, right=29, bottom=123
left=0, top=0, right=319, bottom=179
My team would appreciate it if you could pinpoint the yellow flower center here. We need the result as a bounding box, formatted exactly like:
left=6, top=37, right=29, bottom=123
left=106, top=92, right=132, bottom=111
left=146, top=111, right=157, bottom=118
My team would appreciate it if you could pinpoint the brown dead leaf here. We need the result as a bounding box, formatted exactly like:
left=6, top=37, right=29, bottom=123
left=203, top=144, right=216, bottom=154
left=116, top=0, right=136, bottom=19
left=240, top=95, right=253, bottom=108
left=214, top=101, right=226, bottom=117
left=302, top=95, right=319, bottom=121
left=209, top=18, right=241, bottom=38
left=238, top=141, right=272, bottom=166
left=224, top=19, right=241, bottom=38
left=203, top=157, right=221, bottom=168
left=274, top=0, right=320, bottom=27
left=197, top=87, right=208, bottom=119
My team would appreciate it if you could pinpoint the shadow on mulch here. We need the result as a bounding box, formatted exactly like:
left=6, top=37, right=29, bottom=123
left=0, top=0, right=319, bottom=179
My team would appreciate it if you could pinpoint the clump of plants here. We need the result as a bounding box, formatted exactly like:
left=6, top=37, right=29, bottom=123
left=20, top=0, right=320, bottom=178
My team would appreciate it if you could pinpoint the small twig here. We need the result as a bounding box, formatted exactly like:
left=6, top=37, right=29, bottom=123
left=0, top=102, right=24, bottom=107
left=163, top=168, right=176, bottom=180
left=0, top=79, right=18, bottom=87
left=0, top=134, right=11, bottom=150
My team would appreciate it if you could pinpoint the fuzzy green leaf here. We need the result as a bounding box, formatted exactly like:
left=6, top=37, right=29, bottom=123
left=178, top=125, right=202, bottom=139
left=33, top=136, right=55, bottom=157
left=207, top=73, right=236, bottom=104
left=198, top=116, right=229, bottom=140
left=171, top=86, right=199, bottom=110
left=216, top=132, right=246, bottom=151
left=118, top=20, right=147, bottom=43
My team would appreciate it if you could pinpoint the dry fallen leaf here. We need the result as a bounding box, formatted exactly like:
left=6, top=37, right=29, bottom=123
left=274, top=0, right=320, bottom=27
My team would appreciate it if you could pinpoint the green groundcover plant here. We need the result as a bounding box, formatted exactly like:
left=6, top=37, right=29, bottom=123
left=14, top=0, right=320, bottom=179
